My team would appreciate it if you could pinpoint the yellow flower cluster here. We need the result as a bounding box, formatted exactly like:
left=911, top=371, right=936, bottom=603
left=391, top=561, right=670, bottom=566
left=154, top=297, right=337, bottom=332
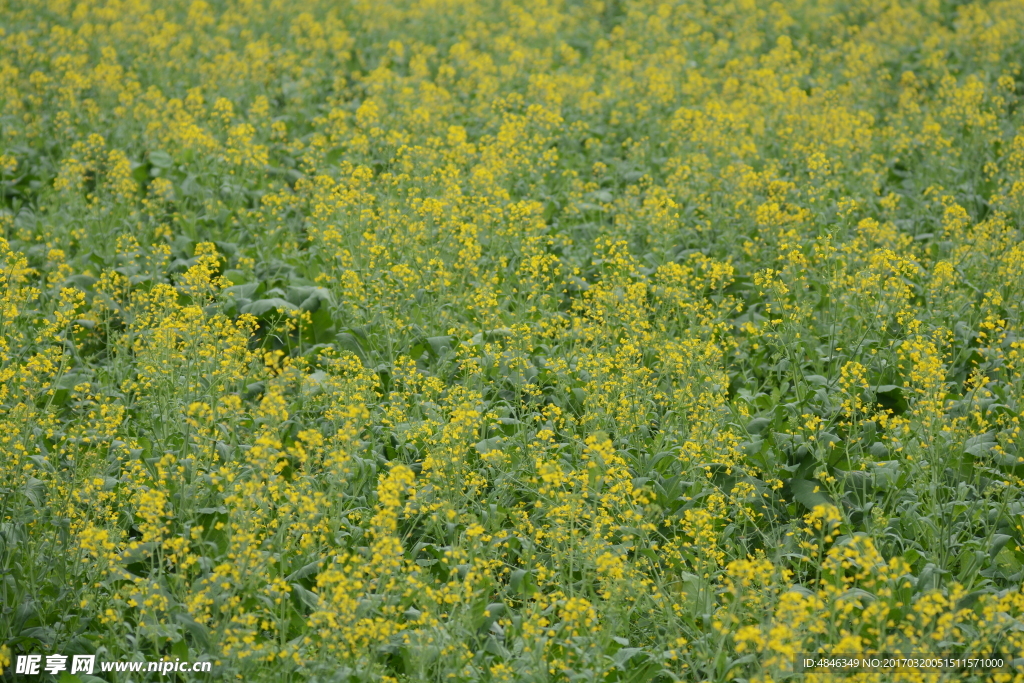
left=4, top=0, right=1024, bottom=680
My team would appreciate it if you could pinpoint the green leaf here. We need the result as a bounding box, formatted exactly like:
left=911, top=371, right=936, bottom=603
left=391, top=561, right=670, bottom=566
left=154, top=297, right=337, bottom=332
left=746, top=417, right=771, bottom=434
left=426, top=335, right=456, bottom=358
left=22, top=477, right=46, bottom=506
left=989, top=534, right=1013, bottom=560
left=510, top=569, right=537, bottom=596
left=241, top=298, right=298, bottom=316
left=336, top=331, right=367, bottom=361
left=172, top=637, right=190, bottom=659
left=222, top=282, right=264, bottom=299
left=475, top=437, right=503, bottom=455
left=964, top=432, right=996, bottom=457
left=286, top=560, right=321, bottom=582
left=149, top=150, right=174, bottom=168
left=612, top=647, right=644, bottom=668
left=790, top=477, right=832, bottom=510
left=291, top=584, right=320, bottom=611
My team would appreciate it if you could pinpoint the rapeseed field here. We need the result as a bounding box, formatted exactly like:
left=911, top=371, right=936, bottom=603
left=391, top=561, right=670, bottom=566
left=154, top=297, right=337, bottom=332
left=4, top=0, right=1024, bottom=680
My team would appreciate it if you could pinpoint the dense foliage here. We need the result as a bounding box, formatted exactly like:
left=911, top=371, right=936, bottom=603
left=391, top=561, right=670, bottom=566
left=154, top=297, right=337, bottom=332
left=4, top=0, right=1024, bottom=680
